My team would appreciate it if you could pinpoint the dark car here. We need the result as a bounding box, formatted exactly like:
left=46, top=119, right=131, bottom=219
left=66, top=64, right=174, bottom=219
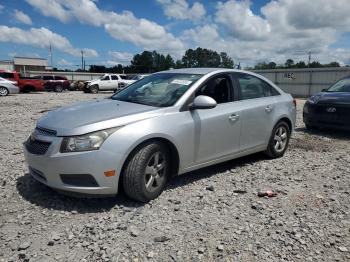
left=39, top=75, right=70, bottom=92
left=303, top=77, right=350, bottom=130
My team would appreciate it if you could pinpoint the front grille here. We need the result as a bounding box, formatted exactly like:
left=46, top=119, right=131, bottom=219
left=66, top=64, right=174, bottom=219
left=36, top=127, right=57, bottom=137
left=25, top=138, right=51, bottom=155
left=60, top=174, right=99, bottom=187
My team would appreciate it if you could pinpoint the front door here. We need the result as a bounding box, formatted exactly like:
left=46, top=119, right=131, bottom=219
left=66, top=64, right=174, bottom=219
left=192, top=74, right=241, bottom=164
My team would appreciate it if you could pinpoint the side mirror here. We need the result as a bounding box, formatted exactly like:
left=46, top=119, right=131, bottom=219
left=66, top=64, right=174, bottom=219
left=190, top=95, right=217, bottom=110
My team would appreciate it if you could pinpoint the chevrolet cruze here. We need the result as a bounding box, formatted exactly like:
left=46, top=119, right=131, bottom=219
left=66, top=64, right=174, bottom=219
left=24, top=68, right=296, bottom=202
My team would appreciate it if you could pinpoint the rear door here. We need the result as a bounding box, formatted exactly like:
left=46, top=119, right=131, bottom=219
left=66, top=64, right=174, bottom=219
left=110, top=75, right=119, bottom=89
left=192, top=73, right=242, bottom=164
left=233, top=73, right=280, bottom=151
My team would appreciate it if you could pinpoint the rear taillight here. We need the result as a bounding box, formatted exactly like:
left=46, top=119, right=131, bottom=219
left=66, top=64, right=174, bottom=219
left=293, top=98, right=297, bottom=107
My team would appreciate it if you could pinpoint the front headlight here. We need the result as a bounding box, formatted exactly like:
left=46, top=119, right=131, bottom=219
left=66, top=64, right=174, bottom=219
left=60, top=127, right=121, bottom=153
left=307, top=95, right=321, bottom=104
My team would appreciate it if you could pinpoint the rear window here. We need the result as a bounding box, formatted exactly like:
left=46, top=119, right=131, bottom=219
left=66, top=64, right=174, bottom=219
left=120, top=75, right=129, bottom=80
left=0, top=72, right=14, bottom=79
left=43, top=76, right=54, bottom=80
left=54, top=76, right=67, bottom=80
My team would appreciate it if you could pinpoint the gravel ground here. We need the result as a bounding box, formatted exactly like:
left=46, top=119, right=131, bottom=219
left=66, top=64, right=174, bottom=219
left=0, top=91, right=349, bottom=262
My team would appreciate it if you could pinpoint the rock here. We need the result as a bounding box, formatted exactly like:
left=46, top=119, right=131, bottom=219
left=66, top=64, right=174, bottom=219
left=147, top=251, right=155, bottom=258
left=338, top=246, right=348, bottom=252
left=198, top=247, right=205, bottom=254
left=130, top=227, right=139, bottom=237
left=233, top=189, right=247, bottom=194
left=51, top=232, right=61, bottom=241
left=47, top=240, right=54, bottom=246
left=154, top=236, right=170, bottom=243
left=206, top=185, right=215, bottom=191
left=18, top=241, right=31, bottom=251
left=217, top=245, right=224, bottom=251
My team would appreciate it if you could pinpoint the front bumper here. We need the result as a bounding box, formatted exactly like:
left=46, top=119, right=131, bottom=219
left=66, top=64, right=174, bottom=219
left=303, top=103, right=350, bottom=130
left=23, top=135, right=121, bottom=196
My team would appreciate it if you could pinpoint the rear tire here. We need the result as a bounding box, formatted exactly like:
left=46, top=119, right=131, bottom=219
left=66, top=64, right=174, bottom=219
left=90, top=85, right=99, bottom=94
left=264, top=121, right=291, bottom=158
left=0, top=86, right=9, bottom=96
left=123, top=141, right=170, bottom=202
left=54, top=85, right=63, bottom=92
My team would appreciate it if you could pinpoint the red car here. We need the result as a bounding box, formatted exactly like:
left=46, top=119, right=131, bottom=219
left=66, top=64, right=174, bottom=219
left=39, top=75, right=70, bottom=92
left=0, top=70, right=44, bottom=92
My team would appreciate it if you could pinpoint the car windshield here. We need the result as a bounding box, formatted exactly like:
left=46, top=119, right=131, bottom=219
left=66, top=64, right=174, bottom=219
left=111, top=73, right=202, bottom=107
left=326, top=78, right=350, bottom=92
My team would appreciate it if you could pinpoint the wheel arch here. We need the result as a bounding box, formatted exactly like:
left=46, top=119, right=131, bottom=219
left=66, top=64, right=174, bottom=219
left=277, top=116, right=293, bottom=133
left=118, top=136, right=180, bottom=192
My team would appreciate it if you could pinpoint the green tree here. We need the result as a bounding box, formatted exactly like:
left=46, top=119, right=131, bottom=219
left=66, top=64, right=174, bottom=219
left=220, top=52, right=234, bottom=68
left=285, top=59, right=294, bottom=68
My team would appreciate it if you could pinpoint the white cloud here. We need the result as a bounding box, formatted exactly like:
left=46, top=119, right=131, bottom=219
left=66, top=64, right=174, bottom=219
left=26, top=0, right=70, bottom=23
left=157, top=0, right=206, bottom=21
left=182, top=0, right=350, bottom=66
left=0, top=26, right=98, bottom=58
left=26, top=0, right=186, bottom=56
left=14, top=9, right=33, bottom=25
left=215, top=0, right=270, bottom=40
left=108, top=51, right=134, bottom=62
left=57, top=58, right=73, bottom=66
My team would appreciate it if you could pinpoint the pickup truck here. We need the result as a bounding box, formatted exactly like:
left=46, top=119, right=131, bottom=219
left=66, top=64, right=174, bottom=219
left=0, top=70, right=44, bottom=92
left=83, top=74, right=134, bottom=93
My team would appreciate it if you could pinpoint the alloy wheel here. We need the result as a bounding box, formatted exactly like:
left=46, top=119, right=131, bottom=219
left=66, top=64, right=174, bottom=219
left=144, top=151, right=166, bottom=193
left=273, top=126, right=288, bottom=153
left=0, top=87, right=8, bottom=96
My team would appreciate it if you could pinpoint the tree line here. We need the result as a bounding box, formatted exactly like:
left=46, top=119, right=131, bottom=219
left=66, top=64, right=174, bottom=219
left=251, top=59, right=341, bottom=70
left=53, top=48, right=344, bottom=73
left=86, top=48, right=234, bottom=74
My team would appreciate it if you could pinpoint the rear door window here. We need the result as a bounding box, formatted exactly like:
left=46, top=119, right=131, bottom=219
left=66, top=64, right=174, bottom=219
left=43, top=76, right=54, bottom=80
left=111, top=75, right=118, bottom=80
left=236, top=73, right=280, bottom=100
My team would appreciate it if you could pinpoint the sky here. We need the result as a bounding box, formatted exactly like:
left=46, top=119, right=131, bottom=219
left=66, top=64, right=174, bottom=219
left=0, top=0, right=350, bottom=69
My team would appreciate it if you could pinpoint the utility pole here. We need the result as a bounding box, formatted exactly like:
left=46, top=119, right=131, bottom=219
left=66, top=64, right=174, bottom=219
left=308, top=51, right=311, bottom=68
left=81, top=50, right=84, bottom=71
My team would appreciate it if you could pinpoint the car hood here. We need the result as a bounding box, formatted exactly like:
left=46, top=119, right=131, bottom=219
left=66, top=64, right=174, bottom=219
left=37, top=99, right=161, bottom=136
left=316, top=92, right=350, bottom=104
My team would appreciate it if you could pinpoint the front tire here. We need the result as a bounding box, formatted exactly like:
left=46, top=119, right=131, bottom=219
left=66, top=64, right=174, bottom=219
left=0, top=86, right=9, bottom=96
left=54, top=85, right=63, bottom=92
left=90, top=85, right=99, bottom=94
left=264, top=121, right=291, bottom=158
left=123, top=142, right=170, bottom=202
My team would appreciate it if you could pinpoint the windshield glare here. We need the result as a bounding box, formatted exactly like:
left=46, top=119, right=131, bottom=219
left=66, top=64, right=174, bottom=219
left=327, top=78, right=350, bottom=93
left=111, top=73, right=202, bottom=107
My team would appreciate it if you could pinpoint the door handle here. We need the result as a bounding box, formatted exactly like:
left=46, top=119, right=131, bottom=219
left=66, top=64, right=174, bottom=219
left=229, top=113, right=240, bottom=121
left=265, top=105, right=273, bottom=113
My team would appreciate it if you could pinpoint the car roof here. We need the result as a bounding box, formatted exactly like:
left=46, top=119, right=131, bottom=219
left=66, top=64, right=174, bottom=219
left=160, top=68, right=244, bottom=75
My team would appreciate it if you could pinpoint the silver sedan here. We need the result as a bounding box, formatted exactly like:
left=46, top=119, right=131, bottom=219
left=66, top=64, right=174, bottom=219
left=0, top=77, right=19, bottom=96
left=24, top=68, right=296, bottom=202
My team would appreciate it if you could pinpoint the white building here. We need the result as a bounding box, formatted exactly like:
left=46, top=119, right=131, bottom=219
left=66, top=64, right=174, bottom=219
left=0, top=57, right=51, bottom=72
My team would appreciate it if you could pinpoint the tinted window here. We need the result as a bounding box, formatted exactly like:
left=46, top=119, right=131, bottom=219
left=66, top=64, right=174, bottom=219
left=196, top=75, right=232, bottom=104
left=237, top=73, right=279, bottom=100
left=111, top=75, right=118, bottom=80
left=120, top=75, right=128, bottom=80
left=54, top=76, right=66, bottom=80
left=101, top=75, right=110, bottom=81
left=43, top=76, right=54, bottom=80
left=0, top=72, right=14, bottom=79
left=326, top=78, right=350, bottom=93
